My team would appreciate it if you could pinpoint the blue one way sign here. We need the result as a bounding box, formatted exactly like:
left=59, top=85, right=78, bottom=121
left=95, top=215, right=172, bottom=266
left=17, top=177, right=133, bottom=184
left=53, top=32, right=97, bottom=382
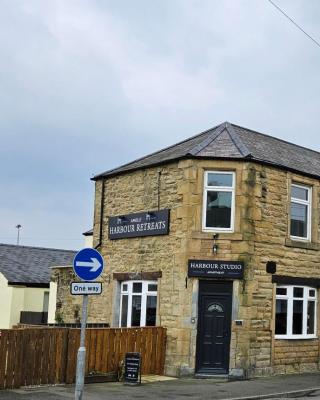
left=73, top=248, right=104, bottom=281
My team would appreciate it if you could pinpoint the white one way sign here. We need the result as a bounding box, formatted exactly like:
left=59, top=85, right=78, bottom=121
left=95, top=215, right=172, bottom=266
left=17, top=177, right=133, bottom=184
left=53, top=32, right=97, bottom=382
left=71, top=282, right=102, bottom=295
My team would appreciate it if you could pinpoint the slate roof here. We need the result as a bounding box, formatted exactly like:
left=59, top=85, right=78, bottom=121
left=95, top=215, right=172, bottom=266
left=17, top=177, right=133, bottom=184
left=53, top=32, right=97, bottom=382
left=0, top=243, right=76, bottom=286
left=92, top=122, right=320, bottom=180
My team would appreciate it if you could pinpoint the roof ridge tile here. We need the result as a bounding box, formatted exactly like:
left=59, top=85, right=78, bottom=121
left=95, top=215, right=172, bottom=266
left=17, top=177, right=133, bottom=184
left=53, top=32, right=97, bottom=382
left=226, top=123, right=252, bottom=157
left=189, top=123, right=226, bottom=156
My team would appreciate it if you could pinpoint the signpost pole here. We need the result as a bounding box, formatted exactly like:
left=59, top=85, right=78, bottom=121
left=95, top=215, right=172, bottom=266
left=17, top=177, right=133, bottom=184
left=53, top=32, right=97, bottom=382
left=75, top=294, right=88, bottom=400
left=73, top=247, right=104, bottom=400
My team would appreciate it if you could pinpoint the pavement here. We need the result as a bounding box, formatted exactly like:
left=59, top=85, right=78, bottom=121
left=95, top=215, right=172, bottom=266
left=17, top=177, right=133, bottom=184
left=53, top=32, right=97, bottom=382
left=0, top=373, right=319, bottom=399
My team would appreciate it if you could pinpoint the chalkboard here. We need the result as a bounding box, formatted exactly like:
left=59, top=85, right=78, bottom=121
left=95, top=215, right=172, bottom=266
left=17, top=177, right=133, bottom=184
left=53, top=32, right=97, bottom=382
left=124, top=352, right=141, bottom=385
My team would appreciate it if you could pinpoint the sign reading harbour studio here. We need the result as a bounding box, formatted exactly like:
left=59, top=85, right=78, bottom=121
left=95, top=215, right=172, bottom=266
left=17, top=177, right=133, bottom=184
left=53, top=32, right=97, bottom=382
left=108, top=209, right=170, bottom=240
left=188, top=260, right=244, bottom=279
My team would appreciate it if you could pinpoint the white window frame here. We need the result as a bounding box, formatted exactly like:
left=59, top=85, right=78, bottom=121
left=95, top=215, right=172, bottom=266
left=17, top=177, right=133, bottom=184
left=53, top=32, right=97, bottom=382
left=202, top=170, right=235, bottom=232
left=290, top=183, right=312, bottom=241
left=275, top=285, right=317, bottom=340
left=119, top=280, right=157, bottom=328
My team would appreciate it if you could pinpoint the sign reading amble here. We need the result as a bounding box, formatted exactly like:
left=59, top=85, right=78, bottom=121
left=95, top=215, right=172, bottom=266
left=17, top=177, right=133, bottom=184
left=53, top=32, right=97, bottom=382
left=109, top=209, right=170, bottom=240
left=188, top=260, right=244, bottom=279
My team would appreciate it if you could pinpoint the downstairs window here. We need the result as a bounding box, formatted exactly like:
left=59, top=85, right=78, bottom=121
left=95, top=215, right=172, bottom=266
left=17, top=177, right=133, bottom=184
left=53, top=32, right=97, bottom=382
left=119, top=280, right=157, bottom=327
left=275, top=285, right=317, bottom=339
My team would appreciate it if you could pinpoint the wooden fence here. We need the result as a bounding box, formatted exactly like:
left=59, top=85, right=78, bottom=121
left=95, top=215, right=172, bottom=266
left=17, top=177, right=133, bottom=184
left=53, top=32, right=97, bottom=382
left=0, top=326, right=166, bottom=390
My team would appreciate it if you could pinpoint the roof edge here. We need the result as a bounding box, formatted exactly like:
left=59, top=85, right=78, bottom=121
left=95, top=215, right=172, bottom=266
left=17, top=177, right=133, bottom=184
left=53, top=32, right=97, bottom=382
left=51, top=265, right=73, bottom=269
left=93, top=154, right=320, bottom=182
left=7, top=282, right=50, bottom=288
left=91, top=155, right=190, bottom=180
left=91, top=122, right=224, bottom=181
left=82, top=229, right=93, bottom=236
left=0, top=243, right=77, bottom=253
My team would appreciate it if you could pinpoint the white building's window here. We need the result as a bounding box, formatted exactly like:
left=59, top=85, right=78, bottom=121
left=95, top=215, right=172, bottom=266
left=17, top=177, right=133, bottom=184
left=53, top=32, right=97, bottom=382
left=119, top=281, right=157, bottom=327
left=275, top=285, right=317, bottom=339
left=202, top=171, right=235, bottom=232
left=290, top=184, right=312, bottom=241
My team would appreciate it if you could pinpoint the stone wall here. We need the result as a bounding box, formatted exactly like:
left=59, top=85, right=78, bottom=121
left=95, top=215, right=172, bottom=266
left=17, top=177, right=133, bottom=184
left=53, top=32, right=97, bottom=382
left=93, top=162, right=188, bottom=375
left=249, top=165, right=320, bottom=376
left=90, top=159, right=260, bottom=376
left=273, top=340, right=319, bottom=374
left=51, top=267, right=106, bottom=324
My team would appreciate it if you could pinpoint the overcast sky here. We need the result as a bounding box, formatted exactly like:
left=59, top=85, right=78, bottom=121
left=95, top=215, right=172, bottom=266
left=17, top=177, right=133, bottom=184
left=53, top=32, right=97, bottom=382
left=0, top=0, right=319, bottom=250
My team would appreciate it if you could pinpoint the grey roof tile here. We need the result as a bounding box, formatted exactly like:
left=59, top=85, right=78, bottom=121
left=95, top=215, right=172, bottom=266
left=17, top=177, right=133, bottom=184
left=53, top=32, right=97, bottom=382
left=0, top=243, right=76, bottom=285
left=92, top=122, right=320, bottom=180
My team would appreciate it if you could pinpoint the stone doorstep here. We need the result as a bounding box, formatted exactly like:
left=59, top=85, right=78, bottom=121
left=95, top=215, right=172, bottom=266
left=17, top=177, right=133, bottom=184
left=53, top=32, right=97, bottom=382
left=194, top=374, right=229, bottom=382
left=141, top=374, right=177, bottom=383
left=227, top=387, right=320, bottom=400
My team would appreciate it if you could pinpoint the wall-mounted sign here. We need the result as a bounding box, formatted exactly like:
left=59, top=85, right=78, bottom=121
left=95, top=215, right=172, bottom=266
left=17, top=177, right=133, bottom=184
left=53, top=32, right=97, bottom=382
left=188, top=260, right=244, bottom=279
left=108, top=209, right=170, bottom=240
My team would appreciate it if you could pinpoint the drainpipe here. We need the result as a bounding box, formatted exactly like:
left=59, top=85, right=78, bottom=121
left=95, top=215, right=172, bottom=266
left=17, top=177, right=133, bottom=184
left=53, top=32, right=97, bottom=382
left=94, top=179, right=105, bottom=250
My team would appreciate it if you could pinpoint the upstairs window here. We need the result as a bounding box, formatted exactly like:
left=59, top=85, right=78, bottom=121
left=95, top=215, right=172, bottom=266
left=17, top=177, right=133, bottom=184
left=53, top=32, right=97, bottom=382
left=275, top=285, right=317, bottom=339
left=290, top=184, right=312, bottom=241
left=203, top=171, right=235, bottom=232
left=119, top=281, right=157, bottom=327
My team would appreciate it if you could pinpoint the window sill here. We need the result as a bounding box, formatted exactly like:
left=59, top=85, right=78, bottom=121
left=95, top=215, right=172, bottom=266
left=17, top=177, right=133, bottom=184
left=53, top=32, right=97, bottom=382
left=203, top=227, right=234, bottom=233
left=275, top=335, right=317, bottom=340
left=192, top=231, right=243, bottom=241
left=285, top=238, right=320, bottom=251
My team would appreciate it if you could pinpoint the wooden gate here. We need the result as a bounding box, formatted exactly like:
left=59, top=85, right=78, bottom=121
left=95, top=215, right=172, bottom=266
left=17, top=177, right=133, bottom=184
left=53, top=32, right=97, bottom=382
left=0, top=328, right=68, bottom=389
left=0, top=326, right=167, bottom=389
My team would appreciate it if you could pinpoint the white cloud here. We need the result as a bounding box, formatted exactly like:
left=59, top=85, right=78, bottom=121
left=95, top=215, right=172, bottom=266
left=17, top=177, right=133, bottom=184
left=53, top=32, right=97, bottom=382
left=0, top=0, right=319, bottom=248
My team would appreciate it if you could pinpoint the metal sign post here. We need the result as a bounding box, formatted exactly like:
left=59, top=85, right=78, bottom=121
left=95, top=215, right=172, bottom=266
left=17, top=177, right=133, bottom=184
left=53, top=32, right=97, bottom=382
left=73, top=248, right=104, bottom=400
left=75, top=294, right=88, bottom=400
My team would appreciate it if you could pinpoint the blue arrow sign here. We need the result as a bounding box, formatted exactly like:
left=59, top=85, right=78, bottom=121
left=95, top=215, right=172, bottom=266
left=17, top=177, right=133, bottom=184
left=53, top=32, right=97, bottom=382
left=73, top=248, right=104, bottom=281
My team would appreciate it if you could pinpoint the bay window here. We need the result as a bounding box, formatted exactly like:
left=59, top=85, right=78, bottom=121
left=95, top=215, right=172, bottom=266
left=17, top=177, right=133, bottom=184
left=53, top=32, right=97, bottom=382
left=202, top=171, right=235, bottom=232
left=119, top=281, right=157, bottom=327
left=275, top=285, right=317, bottom=339
left=290, top=184, right=312, bottom=241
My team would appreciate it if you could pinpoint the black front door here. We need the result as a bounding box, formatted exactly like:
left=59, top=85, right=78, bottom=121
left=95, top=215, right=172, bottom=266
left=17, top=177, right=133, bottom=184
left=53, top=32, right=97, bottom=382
left=196, top=281, right=232, bottom=374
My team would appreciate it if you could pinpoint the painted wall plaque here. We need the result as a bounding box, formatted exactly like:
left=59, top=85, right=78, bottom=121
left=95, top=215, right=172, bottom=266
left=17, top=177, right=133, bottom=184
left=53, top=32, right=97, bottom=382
left=188, top=259, right=244, bottom=279
left=108, top=209, right=170, bottom=240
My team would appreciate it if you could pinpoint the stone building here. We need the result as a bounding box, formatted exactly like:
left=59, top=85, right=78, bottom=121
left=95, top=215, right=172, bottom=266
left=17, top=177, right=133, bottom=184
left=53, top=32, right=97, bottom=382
left=53, top=122, right=320, bottom=377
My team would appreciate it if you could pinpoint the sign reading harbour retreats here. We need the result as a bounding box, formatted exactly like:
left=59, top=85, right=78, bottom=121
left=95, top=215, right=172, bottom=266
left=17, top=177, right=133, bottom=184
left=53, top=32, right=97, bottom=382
left=188, top=260, right=244, bottom=279
left=108, top=209, right=170, bottom=239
